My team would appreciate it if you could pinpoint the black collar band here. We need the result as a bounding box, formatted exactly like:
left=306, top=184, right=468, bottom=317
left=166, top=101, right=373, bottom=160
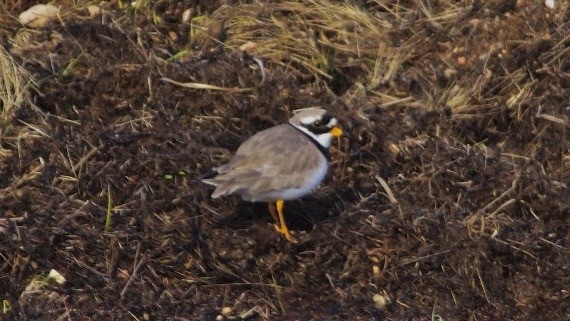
left=289, top=124, right=331, bottom=161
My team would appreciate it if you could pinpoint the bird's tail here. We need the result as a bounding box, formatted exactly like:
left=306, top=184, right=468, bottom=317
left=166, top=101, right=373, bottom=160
left=198, top=169, right=218, bottom=180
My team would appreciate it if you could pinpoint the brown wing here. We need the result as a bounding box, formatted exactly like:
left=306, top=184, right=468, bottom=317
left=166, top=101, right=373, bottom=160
left=204, top=124, right=325, bottom=198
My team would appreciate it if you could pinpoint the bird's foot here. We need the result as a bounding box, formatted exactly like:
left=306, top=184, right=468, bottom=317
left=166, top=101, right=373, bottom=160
left=274, top=224, right=298, bottom=243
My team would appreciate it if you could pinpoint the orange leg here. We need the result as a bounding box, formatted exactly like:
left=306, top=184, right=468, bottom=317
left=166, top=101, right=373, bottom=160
left=273, top=199, right=297, bottom=243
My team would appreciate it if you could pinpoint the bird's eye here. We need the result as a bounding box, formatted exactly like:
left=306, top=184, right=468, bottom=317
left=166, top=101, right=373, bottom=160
left=313, top=120, right=322, bottom=127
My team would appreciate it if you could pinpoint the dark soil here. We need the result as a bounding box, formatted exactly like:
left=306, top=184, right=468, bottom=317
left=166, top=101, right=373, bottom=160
left=1, top=1, right=568, bottom=320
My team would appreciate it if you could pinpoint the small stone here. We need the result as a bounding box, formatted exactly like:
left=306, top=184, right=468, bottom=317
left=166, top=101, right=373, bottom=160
left=372, top=265, right=380, bottom=275
left=388, top=143, right=400, bottom=155
left=444, top=68, right=457, bottom=79
left=182, top=9, right=192, bottom=22
left=87, top=5, right=100, bottom=17
left=239, top=41, right=258, bottom=54
left=457, top=56, right=467, bottom=66
left=48, top=269, right=66, bottom=284
left=19, top=4, right=59, bottom=28
left=468, top=19, right=480, bottom=27
left=373, top=293, right=388, bottom=310
left=221, top=306, right=232, bottom=315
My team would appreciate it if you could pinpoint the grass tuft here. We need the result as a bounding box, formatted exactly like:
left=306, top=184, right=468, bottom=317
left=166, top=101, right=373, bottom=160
left=0, top=46, right=35, bottom=123
left=204, top=1, right=396, bottom=82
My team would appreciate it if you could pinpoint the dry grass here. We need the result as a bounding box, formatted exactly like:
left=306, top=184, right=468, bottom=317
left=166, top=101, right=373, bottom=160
left=0, top=46, right=37, bottom=158
left=197, top=0, right=569, bottom=121
left=0, top=46, right=34, bottom=122
left=203, top=1, right=395, bottom=80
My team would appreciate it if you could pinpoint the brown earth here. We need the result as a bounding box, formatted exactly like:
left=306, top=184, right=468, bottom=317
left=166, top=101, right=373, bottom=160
left=0, top=1, right=568, bottom=320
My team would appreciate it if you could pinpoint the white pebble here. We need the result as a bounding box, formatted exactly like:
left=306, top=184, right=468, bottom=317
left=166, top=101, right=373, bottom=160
left=19, top=4, right=59, bottom=28
left=544, top=0, right=556, bottom=9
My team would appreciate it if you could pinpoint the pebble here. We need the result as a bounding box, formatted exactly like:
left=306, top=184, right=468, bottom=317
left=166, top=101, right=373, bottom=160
left=373, top=293, right=388, bottom=310
left=221, top=306, right=232, bottom=315
left=457, top=56, right=467, bottom=66
left=182, top=9, right=192, bottom=22
left=545, top=0, right=556, bottom=9
left=239, top=41, right=258, bottom=54
left=19, top=4, right=59, bottom=28
left=87, top=5, right=100, bottom=17
left=444, top=68, right=457, bottom=79
left=372, top=265, right=380, bottom=275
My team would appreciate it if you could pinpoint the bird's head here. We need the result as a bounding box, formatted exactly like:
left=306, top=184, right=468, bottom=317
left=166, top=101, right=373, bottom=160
left=289, top=107, right=343, bottom=148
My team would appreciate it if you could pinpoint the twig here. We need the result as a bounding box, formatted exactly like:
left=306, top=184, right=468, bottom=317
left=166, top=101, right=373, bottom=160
left=0, top=163, right=44, bottom=200
left=480, top=175, right=520, bottom=214
left=535, top=113, right=567, bottom=126
left=71, top=146, right=98, bottom=173
left=476, top=267, right=491, bottom=305
left=396, top=300, right=410, bottom=309
left=201, top=282, right=283, bottom=288
left=488, top=198, right=517, bottom=218
left=398, top=249, right=451, bottom=267
left=120, top=256, right=146, bottom=300
left=375, top=175, right=398, bottom=204
left=272, top=273, right=287, bottom=316
left=104, top=184, right=112, bottom=232
left=161, top=77, right=253, bottom=92
left=63, top=295, right=74, bottom=321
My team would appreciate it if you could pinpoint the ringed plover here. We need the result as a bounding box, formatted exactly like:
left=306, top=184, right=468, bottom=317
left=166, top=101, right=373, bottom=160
left=201, top=107, right=343, bottom=242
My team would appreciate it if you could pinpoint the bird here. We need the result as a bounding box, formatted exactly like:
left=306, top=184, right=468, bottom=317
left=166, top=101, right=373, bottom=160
left=201, top=107, right=343, bottom=242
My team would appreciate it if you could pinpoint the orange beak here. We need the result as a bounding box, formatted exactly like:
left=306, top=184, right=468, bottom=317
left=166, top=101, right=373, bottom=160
left=330, top=127, right=343, bottom=138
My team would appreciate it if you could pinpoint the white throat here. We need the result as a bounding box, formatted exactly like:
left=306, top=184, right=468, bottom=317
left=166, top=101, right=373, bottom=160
left=290, top=123, right=333, bottom=148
